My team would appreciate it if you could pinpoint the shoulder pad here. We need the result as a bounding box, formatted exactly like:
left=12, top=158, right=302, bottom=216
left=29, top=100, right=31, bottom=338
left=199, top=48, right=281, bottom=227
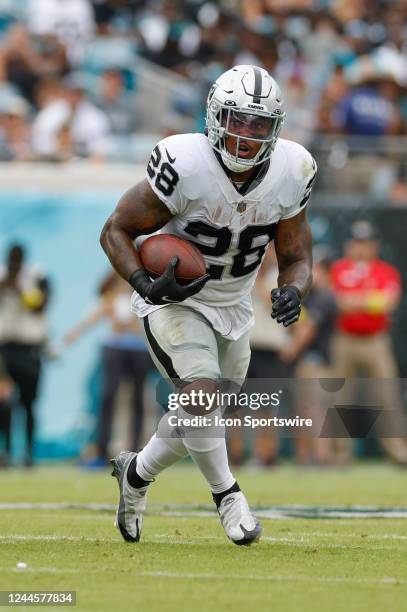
left=157, top=134, right=202, bottom=179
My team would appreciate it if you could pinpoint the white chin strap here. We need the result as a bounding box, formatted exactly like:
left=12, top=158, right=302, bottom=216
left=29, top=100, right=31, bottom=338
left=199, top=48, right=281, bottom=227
left=220, top=149, right=255, bottom=173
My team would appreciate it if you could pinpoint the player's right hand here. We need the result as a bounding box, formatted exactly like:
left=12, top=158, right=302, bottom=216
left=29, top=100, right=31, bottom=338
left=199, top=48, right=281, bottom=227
left=129, top=257, right=210, bottom=305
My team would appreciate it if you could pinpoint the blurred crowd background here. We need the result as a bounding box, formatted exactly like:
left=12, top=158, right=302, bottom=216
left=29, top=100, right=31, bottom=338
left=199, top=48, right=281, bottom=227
left=0, top=0, right=406, bottom=202
left=1, top=0, right=407, bottom=468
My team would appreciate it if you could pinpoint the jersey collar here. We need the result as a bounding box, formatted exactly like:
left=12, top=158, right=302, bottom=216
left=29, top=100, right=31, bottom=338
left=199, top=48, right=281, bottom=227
left=213, top=150, right=270, bottom=196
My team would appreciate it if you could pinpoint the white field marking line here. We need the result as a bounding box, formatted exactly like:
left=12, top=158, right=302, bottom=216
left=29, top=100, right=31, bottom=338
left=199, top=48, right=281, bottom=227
left=0, top=533, right=374, bottom=546
left=254, top=510, right=407, bottom=519
left=13, top=513, right=112, bottom=521
left=150, top=532, right=407, bottom=542
left=290, top=531, right=407, bottom=541
left=0, top=567, right=86, bottom=574
left=262, top=536, right=407, bottom=552
left=0, top=567, right=405, bottom=586
left=0, top=534, right=218, bottom=547
left=140, top=571, right=407, bottom=586
left=0, top=534, right=117, bottom=543
left=0, top=534, right=216, bottom=546
left=156, top=511, right=407, bottom=520
left=149, top=511, right=219, bottom=519
left=0, top=503, right=116, bottom=511
left=146, top=533, right=407, bottom=552
left=0, top=510, right=213, bottom=522
left=307, top=519, right=407, bottom=527
left=2, top=533, right=407, bottom=552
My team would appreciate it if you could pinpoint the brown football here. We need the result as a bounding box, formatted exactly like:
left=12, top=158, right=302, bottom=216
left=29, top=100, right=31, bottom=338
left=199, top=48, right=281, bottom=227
left=139, top=234, right=206, bottom=285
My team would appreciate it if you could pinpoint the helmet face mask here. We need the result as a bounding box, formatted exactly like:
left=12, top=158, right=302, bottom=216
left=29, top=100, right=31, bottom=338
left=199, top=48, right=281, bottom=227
left=206, top=65, right=286, bottom=173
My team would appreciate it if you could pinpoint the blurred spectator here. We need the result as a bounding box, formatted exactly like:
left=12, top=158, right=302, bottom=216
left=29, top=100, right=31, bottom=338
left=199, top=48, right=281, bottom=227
left=33, top=77, right=66, bottom=111
left=228, top=249, right=289, bottom=466
left=0, top=353, right=13, bottom=467
left=137, top=0, right=201, bottom=70
left=0, top=0, right=404, bottom=172
left=390, top=155, right=407, bottom=206
left=33, top=34, right=70, bottom=81
left=331, top=221, right=407, bottom=465
left=333, top=73, right=405, bottom=137
left=0, top=244, right=50, bottom=467
left=27, top=0, right=96, bottom=64
left=250, top=250, right=290, bottom=381
left=317, top=65, right=349, bottom=134
left=279, top=247, right=338, bottom=465
left=302, top=10, right=342, bottom=70
left=234, top=28, right=278, bottom=75
left=0, top=24, right=69, bottom=103
left=31, top=73, right=111, bottom=160
left=64, top=272, right=153, bottom=464
left=249, top=249, right=291, bottom=466
left=91, top=0, right=144, bottom=35
left=281, top=74, right=316, bottom=145
left=95, top=69, right=139, bottom=134
left=0, top=24, right=42, bottom=104
left=0, top=94, right=33, bottom=161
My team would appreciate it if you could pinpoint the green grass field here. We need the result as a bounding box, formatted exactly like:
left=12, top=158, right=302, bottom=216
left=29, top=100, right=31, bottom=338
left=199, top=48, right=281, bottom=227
left=0, top=463, right=406, bottom=611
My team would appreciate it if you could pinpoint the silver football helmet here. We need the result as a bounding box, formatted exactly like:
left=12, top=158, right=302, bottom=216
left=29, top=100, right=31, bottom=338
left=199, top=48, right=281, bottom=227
left=206, top=65, right=285, bottom=173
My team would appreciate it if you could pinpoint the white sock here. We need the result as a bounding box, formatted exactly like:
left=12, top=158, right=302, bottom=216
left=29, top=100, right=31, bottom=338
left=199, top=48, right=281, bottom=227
left=182, top=410, right=235, bottom=493
left=184, top=437, right=235, bottom=493
left=136, top=433, right=187, bottom=481
left=137, top=408, right=235, bottom=494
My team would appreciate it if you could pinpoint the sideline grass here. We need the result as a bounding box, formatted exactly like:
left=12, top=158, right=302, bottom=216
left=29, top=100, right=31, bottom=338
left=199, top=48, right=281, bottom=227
left=0, top=463, right=406, bottom=612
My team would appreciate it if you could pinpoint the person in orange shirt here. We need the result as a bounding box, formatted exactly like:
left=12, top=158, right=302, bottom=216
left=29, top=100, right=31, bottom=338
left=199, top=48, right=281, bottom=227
left=331, top=221, right=407, bottom=464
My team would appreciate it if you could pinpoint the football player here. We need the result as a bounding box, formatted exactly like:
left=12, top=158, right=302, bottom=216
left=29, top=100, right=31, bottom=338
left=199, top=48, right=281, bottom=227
left=101, top=65, right=316, bottom=545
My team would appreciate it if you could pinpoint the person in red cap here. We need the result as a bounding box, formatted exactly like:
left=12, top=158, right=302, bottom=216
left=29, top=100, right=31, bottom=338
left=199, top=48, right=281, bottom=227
left=331, top=221, right=407, bottom=464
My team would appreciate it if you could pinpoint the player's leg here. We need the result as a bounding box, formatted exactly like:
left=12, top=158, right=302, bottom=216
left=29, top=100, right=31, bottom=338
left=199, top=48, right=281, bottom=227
left=149, top=317, right=260, bottom=544
left=213, top=331, right=262, bottom=543
left=133, top=305, right=221, bottom=483
left=181, top=330, right=252, bottom=498
left=142, top=307, right=242, bottom=498
left=140, top=306, right=242, bottom=495
left=111, top=305, right=260, bottom=544
left=110, top=305, right=217, bottom=542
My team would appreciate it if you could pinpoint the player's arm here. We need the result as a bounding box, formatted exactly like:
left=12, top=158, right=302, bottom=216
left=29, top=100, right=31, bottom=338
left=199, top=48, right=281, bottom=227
left=271, top=208, right=313, bottom=327
left=100, top=179, right=209, bottom=305
left=100, top=178, right=173, bottom=280
left=274, top=208, right=313, bottom=296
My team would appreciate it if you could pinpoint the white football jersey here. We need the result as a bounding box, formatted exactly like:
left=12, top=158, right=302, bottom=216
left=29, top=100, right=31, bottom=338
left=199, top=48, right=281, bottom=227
left=131, top=133, right=316, bottom=340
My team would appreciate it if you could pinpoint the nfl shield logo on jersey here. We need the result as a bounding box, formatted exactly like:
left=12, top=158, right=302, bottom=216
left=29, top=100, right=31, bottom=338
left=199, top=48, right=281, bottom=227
left=237, top=201, right=247, bottom=213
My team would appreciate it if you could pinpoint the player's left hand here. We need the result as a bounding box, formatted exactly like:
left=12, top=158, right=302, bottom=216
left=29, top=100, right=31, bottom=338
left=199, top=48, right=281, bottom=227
left=271, top=286, right=302, bottom=327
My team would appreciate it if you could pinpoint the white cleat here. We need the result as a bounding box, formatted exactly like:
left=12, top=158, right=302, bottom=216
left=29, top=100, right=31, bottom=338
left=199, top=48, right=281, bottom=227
left=218, top=491, right=262, bottom=545
left=110, top=451, right=149, bottom=543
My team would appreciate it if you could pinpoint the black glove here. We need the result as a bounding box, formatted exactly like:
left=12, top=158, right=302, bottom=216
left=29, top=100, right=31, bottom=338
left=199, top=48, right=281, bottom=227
left=271, top=286, right=302, bottom=327
left=129, top=256, right=210, bottom=306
